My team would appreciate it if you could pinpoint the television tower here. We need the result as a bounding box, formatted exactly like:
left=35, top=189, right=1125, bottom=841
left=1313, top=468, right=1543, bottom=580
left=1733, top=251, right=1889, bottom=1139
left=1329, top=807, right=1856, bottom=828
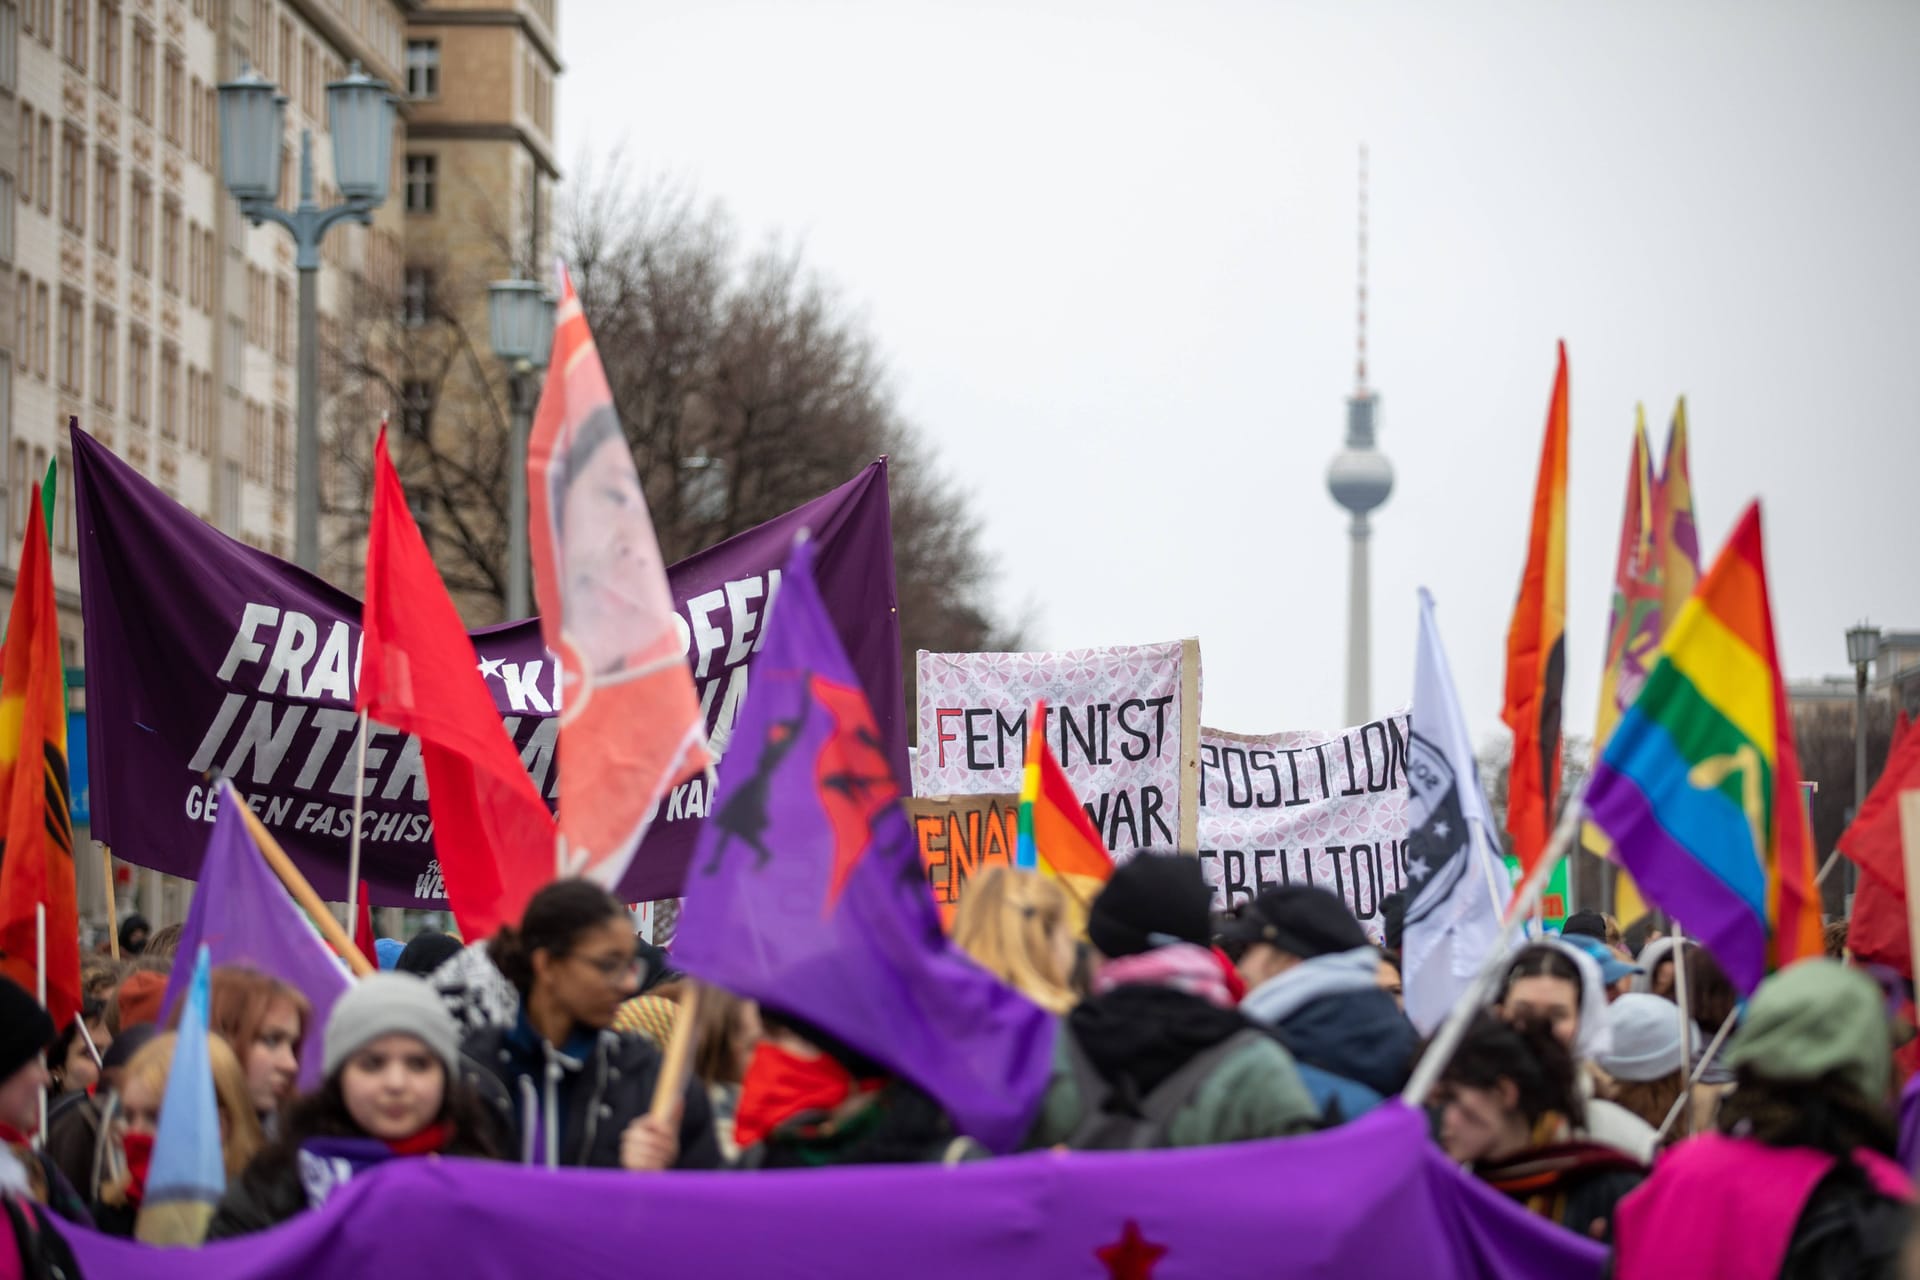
left=1326, top=146, right=1393, bottom=726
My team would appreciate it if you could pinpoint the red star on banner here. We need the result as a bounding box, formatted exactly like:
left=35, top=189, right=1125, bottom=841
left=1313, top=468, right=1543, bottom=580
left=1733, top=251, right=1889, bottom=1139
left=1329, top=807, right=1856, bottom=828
left=1096, top=1220, right=1168, bottom=1280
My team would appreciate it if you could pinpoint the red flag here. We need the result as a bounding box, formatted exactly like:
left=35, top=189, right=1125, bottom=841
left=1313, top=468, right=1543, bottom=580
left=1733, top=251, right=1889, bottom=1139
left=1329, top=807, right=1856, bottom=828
left=1501, top=343, right=1569, bottom=874
left=358, top=429, right=554, bottom=940
left=354, top=897, right=376, bottom=963
left=1844, top=719, right=1920, bottom=975
left=0, top=486, right=79, bottom=1027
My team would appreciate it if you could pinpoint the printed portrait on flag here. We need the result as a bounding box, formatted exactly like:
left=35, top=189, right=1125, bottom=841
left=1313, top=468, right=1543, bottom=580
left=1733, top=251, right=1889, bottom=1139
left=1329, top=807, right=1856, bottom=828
left=527, top=265, right=709, bottom=888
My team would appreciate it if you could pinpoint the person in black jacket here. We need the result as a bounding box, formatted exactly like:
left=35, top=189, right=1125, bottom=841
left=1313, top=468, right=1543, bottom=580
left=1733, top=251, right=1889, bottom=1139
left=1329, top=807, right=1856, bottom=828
left=1224, top=885, right=1418, bottom=1120
left=208, top=974, right=499, bottom=1239
left=460, top=879, right=721, bottom=1171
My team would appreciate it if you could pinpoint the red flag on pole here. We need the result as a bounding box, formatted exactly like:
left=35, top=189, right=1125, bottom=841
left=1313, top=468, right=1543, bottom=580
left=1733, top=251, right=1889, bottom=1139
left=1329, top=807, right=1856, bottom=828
left=0, top=486, right=79, bottom=1028
left=1501, top=343, right=1570, bottom=875
left=358, top=428, right=554, bottom=940
left=1844, top=719, right=1920, bottom=975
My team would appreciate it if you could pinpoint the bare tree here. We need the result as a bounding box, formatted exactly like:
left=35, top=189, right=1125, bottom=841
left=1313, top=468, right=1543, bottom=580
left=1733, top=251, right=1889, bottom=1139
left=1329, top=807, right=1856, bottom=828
left=323, top=157, right=1027, bottom=713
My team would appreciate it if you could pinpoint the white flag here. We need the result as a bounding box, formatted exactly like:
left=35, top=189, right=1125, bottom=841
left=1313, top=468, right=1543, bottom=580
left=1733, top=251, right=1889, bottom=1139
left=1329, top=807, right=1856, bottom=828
left=1402, top=589, right=1515, bottom=1035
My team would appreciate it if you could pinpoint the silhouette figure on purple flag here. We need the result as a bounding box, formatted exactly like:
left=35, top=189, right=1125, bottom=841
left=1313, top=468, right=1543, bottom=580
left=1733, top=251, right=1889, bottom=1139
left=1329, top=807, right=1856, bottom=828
left=703, top=689, right=811, bottom=876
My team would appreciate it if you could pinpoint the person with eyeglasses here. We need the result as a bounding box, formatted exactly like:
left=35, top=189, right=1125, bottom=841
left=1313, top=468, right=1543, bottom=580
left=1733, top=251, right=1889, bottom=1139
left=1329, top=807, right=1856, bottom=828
left=460, top=880, right=721, bottom=1171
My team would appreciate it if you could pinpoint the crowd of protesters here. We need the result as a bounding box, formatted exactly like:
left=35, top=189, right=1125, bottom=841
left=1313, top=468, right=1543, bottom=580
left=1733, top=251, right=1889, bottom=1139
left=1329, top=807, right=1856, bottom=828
left=2, top=858, right=1916, bottom=1276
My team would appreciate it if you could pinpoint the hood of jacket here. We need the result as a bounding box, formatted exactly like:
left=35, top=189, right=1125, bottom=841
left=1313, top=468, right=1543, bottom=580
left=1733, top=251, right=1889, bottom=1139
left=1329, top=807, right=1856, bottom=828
left=1244, top=948, right=1417, bottom=1097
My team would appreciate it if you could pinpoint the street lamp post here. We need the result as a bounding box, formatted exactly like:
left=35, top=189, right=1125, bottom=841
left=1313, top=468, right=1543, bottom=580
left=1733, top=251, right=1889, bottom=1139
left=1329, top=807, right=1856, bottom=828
left=217, top=63, right=398, bottom=574
left=488, top=281, right=555, bottom=619
left=1846, top=622, right=1881, bottom=907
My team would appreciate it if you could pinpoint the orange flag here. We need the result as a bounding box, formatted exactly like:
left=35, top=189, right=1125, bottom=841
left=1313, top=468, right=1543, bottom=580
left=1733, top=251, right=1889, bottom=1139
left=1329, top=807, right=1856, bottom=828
left=527, top=265, right=708, bottom=889
left=1502, top=342, right=1569, bottom=875
left=0, top=486, right=79, bottom=1028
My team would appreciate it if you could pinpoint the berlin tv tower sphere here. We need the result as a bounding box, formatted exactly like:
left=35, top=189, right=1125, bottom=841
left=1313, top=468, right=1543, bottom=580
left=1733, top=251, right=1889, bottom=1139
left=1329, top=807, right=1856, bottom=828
left=1327, top=442, right=1394, bottom=516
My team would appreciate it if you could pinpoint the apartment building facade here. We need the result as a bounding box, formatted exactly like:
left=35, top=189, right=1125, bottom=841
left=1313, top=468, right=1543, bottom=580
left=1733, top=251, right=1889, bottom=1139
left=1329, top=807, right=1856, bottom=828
left=0, top=0, right=559, bottom=929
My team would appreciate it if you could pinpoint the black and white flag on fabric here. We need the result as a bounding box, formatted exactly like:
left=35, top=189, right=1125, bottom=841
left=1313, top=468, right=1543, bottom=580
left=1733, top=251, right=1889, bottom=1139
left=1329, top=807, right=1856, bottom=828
left=1402, top=589, right=1515, bottom=1035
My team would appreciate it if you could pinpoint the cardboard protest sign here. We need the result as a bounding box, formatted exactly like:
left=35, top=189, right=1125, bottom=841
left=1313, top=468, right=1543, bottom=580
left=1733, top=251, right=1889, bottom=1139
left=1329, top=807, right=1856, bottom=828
left=72, top=429, right=903, bottom=907
left=912, top=640, right=1202, bottom=858
left=1197, top=711, right=1412, bottom=942
left=911, top=794, right=1019, bottom=926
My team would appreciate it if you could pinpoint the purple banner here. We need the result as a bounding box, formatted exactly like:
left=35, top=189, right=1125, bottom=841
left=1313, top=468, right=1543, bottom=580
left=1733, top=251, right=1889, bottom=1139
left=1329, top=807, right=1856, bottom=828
left=72, top=429, right=902, bottom=907
left=56, top=1103, right=1606, bottom=1278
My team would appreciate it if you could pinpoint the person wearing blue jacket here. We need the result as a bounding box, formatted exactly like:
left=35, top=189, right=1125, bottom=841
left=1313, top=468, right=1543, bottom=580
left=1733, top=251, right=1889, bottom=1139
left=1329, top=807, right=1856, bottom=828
left=1222, top=886, right=1419, bottom=1122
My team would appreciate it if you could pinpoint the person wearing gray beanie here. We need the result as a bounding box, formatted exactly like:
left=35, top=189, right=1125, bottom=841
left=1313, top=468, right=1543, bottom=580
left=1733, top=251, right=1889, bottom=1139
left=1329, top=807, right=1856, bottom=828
left=206, top=975, right=500, bottom=1240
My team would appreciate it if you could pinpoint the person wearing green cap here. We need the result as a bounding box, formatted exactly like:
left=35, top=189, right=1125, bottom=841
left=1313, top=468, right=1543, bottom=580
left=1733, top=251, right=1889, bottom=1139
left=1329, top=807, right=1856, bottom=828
left=1611, top=960, right=1913, bottom=1279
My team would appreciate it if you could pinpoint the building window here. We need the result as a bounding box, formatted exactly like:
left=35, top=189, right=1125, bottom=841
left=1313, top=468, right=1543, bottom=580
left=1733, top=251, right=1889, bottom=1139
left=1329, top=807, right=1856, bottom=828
left=220, top=457, right=239, bottom=529
left=160, top=196, right=179, bottom=292
left=244, top=398, right=264, bottom=480
left=94, top=0, right=116, bottom=95
left=0, top=175, right=12, bottom=264
left=187, top=73, right=201, bottom=163
left=405, top=39, right=436, bottom=99
left=272, top=406, right=289, bottom=493
left=157, top=341, right=177, bottom=439
left=126, top=324, right=148, bottom=426
left=0, top=2, right=18, bottom=94
left=248, top=0, right=267, bottom=67
left=130, top=22, right=151, bottom=122
left=90, top=305, right=114, bottom=408
left=224, top=316, right=242, bottom=388
left=273, top=276, right=289, bottom=363
left=276, top=16, right=291, bottom=96
left=35, top=116, right=48, bottom=214
left=162, top=48, right=182, bottom=145
left=59, top=0, right=82, bottom=71
left=185, top=217, right=199, bottom=308
left=56, top=287, right=81, bottom=393
left=199, top=226, right=214, bottom=313
left=58, top=126, right=84, bottom=233
left=13, top=273, right=26, bottom=369
left=403, top=154, right=433, bottom=213
left=128, top=175, right=149, bottom=274
left=92, top=148, right=116, bottom=254
left=31, top=281, right=46, bottom=378
left=402, top=266, right=431, bottom=327
left=190, top=368, right=211, bottom=454
left=8, top=441, right=25, bottom=536
left=400, top=380, right=430, bottom=436
left=300, top=38, right=316, bottom=117
left=16, top=107, right=28, bottom=209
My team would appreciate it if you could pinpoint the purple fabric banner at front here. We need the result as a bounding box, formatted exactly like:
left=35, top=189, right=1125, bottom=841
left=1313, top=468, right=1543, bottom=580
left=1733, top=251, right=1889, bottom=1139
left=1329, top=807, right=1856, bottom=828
left=56, top=1104, right=1607, bottom=1278
left=71, top=429, right=903, bottom=907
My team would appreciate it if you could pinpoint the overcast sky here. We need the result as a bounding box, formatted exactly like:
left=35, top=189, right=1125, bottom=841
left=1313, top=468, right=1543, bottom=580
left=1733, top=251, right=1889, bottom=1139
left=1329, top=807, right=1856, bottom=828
left=559, top=0, right=1920, bottom=745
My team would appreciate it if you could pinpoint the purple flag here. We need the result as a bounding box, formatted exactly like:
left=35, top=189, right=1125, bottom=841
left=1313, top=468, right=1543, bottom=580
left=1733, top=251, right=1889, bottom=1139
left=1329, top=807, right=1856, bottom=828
left=675, top=539, right=1054, bottom=1155
left=160, top=781, right=351, bottom=1089
left=56, top=1103, right=1608, bottom=1277
left=71, top=427, right=902, bottom=907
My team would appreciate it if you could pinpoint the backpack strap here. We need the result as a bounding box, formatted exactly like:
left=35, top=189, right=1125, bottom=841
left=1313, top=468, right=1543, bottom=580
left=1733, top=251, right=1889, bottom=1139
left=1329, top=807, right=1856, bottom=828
left=1065, top=1028, right=1263, bottom=1150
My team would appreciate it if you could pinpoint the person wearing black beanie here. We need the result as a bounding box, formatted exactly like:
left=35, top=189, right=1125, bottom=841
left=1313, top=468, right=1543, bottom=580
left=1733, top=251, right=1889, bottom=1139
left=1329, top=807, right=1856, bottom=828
left=117, top=915, right=151, bottom=958
left=1022, top=854, right=1319, bottom=1152
left=394, top=930, right=464, bottom=979
left=0, top=977, right=92, bottom=1226
left=1223, top=885, right=1419, bottom=1121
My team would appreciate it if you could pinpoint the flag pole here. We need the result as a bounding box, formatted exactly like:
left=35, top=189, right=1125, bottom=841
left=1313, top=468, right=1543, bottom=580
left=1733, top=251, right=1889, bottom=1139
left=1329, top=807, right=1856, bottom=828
left=226, top=783, right=374, bottom=976
left=74, top=1010, right=103, bottom=1069
left=1404, top=800, right=1583, bottom=1108
left=36, top=902, right=46, bottom=1145
left=1653, top=1006, right=1738, bottom=1143
left=648, top=983, right=702, bottom=1123
left=1671, top=922, right=1693, bottom=1134
left=1900, top=792, right=1920, bottom=1005
left=101, top=844, right=120, bottom=961
left=345, top=710, right=369, bottom=935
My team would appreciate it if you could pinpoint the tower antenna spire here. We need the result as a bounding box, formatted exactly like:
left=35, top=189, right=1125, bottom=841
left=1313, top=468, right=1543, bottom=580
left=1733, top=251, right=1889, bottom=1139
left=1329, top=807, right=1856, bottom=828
left=1355, top=143, right=1368, bottom=392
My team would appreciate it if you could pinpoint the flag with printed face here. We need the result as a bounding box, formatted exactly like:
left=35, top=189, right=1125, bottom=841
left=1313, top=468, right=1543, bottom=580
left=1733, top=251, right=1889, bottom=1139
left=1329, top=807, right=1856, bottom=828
left=527, top=264, right=708, bottom=892
left=1403, top=590, right=1516, bottom=1034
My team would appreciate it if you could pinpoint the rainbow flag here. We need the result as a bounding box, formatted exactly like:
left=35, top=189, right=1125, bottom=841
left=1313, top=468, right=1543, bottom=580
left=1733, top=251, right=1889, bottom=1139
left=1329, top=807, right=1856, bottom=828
left=1653, top=399, right=1701, bottom=624
left=1014, top=701, right=1113, bottom=883
left=1584, top=502, right=1822, bottom=993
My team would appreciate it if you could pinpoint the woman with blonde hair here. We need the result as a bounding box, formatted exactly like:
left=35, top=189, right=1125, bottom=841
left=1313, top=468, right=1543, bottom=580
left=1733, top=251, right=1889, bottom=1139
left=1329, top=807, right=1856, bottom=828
left=91, top=1031, right=264, bottom=1239
left=952, top=867, right=1079, bottom=1014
